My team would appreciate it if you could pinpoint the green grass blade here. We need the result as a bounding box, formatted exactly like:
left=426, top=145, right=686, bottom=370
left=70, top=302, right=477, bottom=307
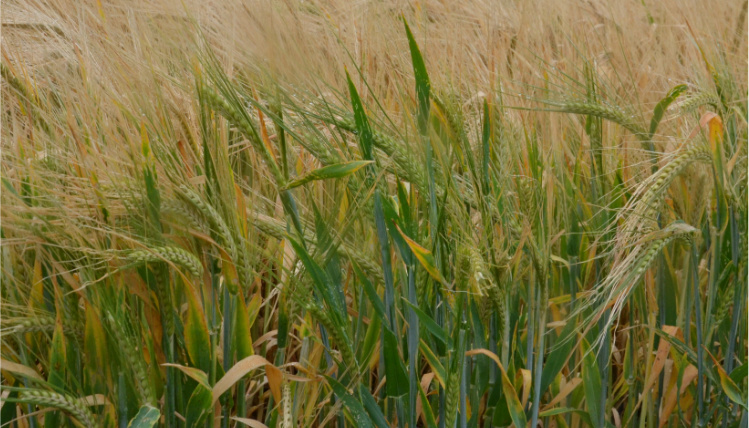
left=402, top=17, right=431, bottom=134
left=649, top=84, right=688, bottom=139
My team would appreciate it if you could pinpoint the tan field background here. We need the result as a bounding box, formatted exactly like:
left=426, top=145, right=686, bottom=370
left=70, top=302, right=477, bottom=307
left=3, top=0, right=746, bottom=184
left=3, top=0, right=746, bottom=103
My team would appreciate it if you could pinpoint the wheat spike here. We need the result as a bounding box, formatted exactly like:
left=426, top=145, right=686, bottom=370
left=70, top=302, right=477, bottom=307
left=547, top=101, right=647, bottom=138
left=677, top=91, right=721, bottom=113
left=587, top=221, right=700, bottom=349
left=161, top=198, right=210, bottom=232
left=127, top=246, right=203, bottom=277
left=3, top=316, right=83, bottom=341
left=106, top=313, right=156, bottom=405
left=178, top=185, right=252, bottom=289
left=444, top=352, right=463, bottom=428
left=201, top=86, right=284, bottom=184
left=620, top=143, right=712, bottom=240
left=17, top=390, right=98, bottom=428
left=253, top=212, right=385, bottom=286
left=304, top=302, right=358, bottom=372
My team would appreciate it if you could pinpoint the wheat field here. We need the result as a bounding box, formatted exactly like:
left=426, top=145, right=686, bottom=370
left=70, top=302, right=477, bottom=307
left=1, top=0, right=747, bottom=427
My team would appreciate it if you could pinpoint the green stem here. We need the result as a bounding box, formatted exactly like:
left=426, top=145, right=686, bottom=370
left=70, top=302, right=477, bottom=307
left=530, top=284, right=548, bottom=428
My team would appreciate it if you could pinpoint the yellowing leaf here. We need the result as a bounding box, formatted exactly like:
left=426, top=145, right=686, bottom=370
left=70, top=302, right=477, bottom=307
left=465, top=349, right=526, bottom=428
left=0, top=359, right=43, bottom=382
left=395, top=225, right=447, bottom=286
left=707, top=350, right=747, bottom=410
left=231, top=418, right=269, bottom=428
left=212, top=355, right=276, bottom=406
left=184, top=286, right=211, bottom=374
left=234, top=296, right=255, bottom=359
left=162, top=364, right=210, bottom=389
left=265, top=363, right=283, bottom=403
left=84, top=302, right=108, bottom=368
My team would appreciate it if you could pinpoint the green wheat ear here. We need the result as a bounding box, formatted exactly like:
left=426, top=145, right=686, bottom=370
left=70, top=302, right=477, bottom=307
left=545, top=100, right=647, bottom=139
left=2, top=315, right=83, bottom=341
left=106, top=313, right=156, bottom=406
left=127, top=246, right=203, bottom=277
left=619, top=142, right=712, bottom=240
left=585, top=221, right=700, bottom=348
left=12, top=389, right=99, bottom=428
left=677, top=90, right=721, bottom=113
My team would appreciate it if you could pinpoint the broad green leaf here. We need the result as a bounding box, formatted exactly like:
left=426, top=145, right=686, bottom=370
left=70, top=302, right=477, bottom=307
left=383, top=327, right=409, bottom=397
left=45, top=318, right=66, bottom=427
left=416, top=378, right=438, bottom=428
left=353, top=261, right=386, bottom=323
left=481, top=99, right=491, bottom=182
left=84, top=303, right=108, bottom=375
left=325, top=376, right=374, bottom=428
left=246, top=293, right=262, bottom=329
left=402, top=298, right=447, bottom=346
left=373, top=191, right=396, bottom=331
left=47, top=319, right=66, bottom=389
left=282, top=160, right=373, bottom=190
left=582, top=340, right=603, bottom=427
left=128, top=405, right=160, bottom=428
left=419, top=340, right=446, bottom=387
left=185, top=384, right=213, bottom=428
left=358, top=312, right=381, bottom=368
left=358, top=384, right=390, bottom=428
left=540, top=320, right=576, bottom=395
left=499, top=358, right=527, bottom=428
